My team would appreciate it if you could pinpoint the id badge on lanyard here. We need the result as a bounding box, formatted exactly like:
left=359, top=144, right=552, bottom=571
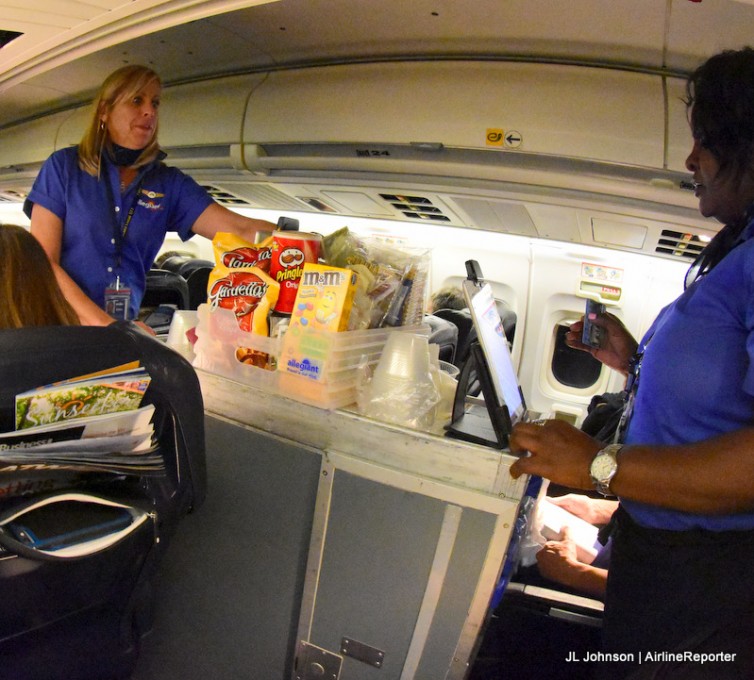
left=105, top=275, right=132, bottom=320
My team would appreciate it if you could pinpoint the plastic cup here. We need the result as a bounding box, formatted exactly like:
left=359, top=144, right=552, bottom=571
left=438, top=360, right=460, bottom=379
left=373, top=332, right=430, bottom=379
left=166, top=310, right=198, bottom=359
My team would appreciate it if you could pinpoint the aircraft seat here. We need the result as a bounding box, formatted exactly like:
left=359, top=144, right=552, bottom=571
left=0, top=322, right=206, bottom=679
left=159, top=256, right=214, bottom=310
left=424, top=313, right=459, bottom=364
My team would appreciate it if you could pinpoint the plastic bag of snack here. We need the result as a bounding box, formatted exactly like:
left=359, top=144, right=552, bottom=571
left=212, top=232, right=271, bottom=272
left=207, top=264, right=279, bottom=334
left=322, top=227, right=429, bottom=328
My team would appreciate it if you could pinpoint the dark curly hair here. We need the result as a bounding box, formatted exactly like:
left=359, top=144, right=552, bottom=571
left=685, top=47, right=754, bottom=185
left=684, top=48, right=754, bottom=284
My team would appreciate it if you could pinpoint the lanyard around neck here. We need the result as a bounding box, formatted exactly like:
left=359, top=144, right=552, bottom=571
left=103, top=169, right=146, bottom=268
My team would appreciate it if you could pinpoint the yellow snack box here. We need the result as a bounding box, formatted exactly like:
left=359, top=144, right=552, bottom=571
left=289, top=264, right=358, bottom=332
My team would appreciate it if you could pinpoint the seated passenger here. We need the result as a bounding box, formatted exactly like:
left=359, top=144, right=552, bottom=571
left=535, top=494, right=617, bottom=599
left=429, top=285, right=466, bottom=312
left=0, top=224, right=80, bottom=329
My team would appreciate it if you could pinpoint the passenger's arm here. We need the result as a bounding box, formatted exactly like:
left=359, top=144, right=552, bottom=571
left=547, top=494, right=618, bottom=526
left=190, top=202, right=277, bottom=243
left=535, top=527, right=607, bottom=599
left=509, top=419, right=754, bottom=514
left=30, top=204, right=116, bottom=327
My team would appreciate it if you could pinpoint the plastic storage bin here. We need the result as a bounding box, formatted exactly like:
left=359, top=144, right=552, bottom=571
left=278, top=322, right=428, bottom=408
left=192, top=305, right=281, bottom=393
left=192, top=304, right=429, bottom=410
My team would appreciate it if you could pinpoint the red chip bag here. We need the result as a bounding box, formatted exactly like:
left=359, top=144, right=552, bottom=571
left=207, top=265, right=279, bottom=334
left=212, top=232, right=271, bottom=272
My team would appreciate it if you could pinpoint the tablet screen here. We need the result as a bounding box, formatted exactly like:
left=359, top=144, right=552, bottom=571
left=462, top=280, right=525, bottom=423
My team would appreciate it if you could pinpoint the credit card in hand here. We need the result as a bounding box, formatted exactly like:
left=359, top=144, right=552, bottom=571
left=582, top=299, right=606, bottom=348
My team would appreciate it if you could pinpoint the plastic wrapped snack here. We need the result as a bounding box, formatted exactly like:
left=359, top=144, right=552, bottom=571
left=212, top=232, right=272, bottom=272
left=322, top=227, right=430, bottom=330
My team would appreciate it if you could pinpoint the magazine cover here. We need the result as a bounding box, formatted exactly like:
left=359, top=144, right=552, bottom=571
left=15, top=367, right=152, bottom=430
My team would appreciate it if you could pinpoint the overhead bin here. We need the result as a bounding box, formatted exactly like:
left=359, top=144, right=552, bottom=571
left=0, top=60, right=696, bottom=221
left=241, top=61, right=668, bottom=168
left=0, top=110, right=72, bottom=170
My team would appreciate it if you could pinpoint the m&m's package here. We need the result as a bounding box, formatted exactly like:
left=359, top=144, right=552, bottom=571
left=289, top=264, right=358, bottom=333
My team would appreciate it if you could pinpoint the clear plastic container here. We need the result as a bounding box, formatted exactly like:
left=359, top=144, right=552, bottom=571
left=193, top=303, right=430, bottom=409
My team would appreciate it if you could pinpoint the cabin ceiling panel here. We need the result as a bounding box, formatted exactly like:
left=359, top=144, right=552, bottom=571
left=3, top=0, right=754, bottom=132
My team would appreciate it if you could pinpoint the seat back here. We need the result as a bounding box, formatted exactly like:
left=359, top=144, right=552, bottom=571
left=0, top=323, right=206, bottom=678
left=433, top=308, right=476, bottom=369
left=424, top=313, right=458, bottom=364
left=142, top=268, right=191, bottom=310
left=0, top=323, right=206, bottom=513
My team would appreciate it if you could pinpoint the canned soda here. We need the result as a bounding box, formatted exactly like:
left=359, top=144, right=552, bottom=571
left=269, top=231, right=322, bottom=313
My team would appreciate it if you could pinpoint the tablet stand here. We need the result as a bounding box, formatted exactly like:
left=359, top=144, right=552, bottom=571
left=444, top=341, right=513, bottom=449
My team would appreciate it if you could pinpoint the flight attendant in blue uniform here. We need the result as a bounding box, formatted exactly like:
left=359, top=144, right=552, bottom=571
left=510, top=47, right=754, bottom=679
left=25, top=64, right=276, bottom=328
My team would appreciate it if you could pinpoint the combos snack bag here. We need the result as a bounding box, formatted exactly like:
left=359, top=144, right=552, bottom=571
left=212, top=232, right=271, bottom=272
left=207, top=265, right=279, bottom=335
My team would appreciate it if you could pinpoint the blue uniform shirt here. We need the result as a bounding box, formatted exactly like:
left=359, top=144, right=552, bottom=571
left=622, top=219, right=754, bottom=531
left=24, top=146, right=214, bottom=319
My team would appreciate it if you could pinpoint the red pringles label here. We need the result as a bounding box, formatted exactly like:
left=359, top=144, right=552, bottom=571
left=269, top=231, right=322, bottom=314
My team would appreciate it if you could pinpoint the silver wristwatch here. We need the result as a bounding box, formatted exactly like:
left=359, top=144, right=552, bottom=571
left=589, top=443, right=623, bottom=496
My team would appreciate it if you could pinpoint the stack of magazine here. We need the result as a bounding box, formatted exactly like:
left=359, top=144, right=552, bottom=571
left=0, top=362, right=163, bottom=481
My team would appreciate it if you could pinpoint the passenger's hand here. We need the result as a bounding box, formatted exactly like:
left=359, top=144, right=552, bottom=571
left=548, top=494, right=618, bottom=525
left=536, top=526, right=581, bottom=584
left=509, top=419, right=601, bottom=489
left=566, top=312, right=638, bottom=375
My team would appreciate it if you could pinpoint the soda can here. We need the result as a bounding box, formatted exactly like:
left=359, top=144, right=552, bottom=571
left=269, top=231, right=322, bottom=313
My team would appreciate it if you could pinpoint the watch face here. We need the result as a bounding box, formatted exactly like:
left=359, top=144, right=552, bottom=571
left=592, top=454, right=617, bottom=480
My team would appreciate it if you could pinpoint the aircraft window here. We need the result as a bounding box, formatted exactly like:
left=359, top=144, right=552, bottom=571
left=551, top=324, right=602, bottom=389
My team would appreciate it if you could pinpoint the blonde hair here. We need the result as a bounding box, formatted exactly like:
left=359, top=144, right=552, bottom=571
left=78, top=65, right=162, bottom=177
left=0, top=224, right=80, bottom=329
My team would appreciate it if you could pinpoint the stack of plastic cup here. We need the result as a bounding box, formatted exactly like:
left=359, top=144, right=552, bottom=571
left=370, top=333, right=431, bottom=393
left=364, top=332, right=439, bottom=429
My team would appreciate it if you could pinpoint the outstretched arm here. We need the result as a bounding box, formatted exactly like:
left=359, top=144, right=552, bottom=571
left=510, top=419, right=754, bottom=514
left=190, top=202, right=278, bottom=243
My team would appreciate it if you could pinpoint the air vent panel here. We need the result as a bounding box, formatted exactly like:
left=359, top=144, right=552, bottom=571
left=379, top=193, right=452, bottom=222
left=655, top=229, right=706, bottom=260
left=201, top=183, right=309, bottom=211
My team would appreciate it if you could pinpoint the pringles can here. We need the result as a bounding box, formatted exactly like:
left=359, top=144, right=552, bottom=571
left=269, top=231, right=322, bottom=314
